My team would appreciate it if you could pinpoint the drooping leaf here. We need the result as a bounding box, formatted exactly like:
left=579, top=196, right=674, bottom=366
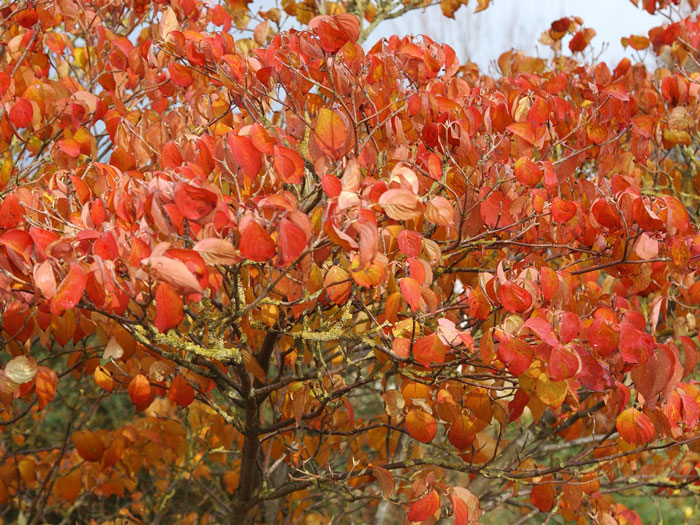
left=168, top=375, right=195, bottom=407
left=405, top=409, right=437, bottom=443
left=314, top=108, right=349, bottom=159
left=35, top=366, right=58, bottom=410
left=616, top=407, right=655, bottom=445
left=407, top=489, right=440, bottom=522
left=51, top=263, right=87, bottom=315
left=128, top=374, right=152, bottom=406
left=154, top=282, right=184, bottom=333
left=173, top=182, right=218, bottom=221
left=239, top=221, right=276, bottom=262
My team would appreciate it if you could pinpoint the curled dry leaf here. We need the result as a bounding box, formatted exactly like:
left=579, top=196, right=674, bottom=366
left=378, top=189, right=424, bottom=221
left=141, top=255, right=202, bottom=295
left=193, top=238, right=239, bottom=265
left=5, top=355, right=37, bottom=384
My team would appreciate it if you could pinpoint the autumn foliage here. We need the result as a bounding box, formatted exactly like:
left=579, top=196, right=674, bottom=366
left=3, top=0, right=700, bottom=523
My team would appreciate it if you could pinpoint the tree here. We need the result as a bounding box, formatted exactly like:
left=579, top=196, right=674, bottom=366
left=2, top=0, right=700, bottom=522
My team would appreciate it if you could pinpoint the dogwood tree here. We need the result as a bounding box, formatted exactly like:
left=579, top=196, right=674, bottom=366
left=2, top=0, right=700, bottom=523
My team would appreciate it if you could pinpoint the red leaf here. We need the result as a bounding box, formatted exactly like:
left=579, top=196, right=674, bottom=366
left=161, top=140, right=183, bottom=168
left=154, top=282, right=184, bottom=333
left=9, top=97, right=33, bottom=128
left=228, top=134, right=262, bottom=179
left=51, top=263, right=87, bottom=315
left=616, top=407, right=655, bottom=445
left=279, top=218, right=307, bottom=265
left=589, top=319, right=618, bottom=356
left=619, top=322, right=654, bottom=365
left=174, top=182, right=218, bottom=221
left=523, top=317, right=558, bottom=346
left=0, top=193, right=25, bottom=229
left=168, top=375, right=195, bottom=407
left=405, top=410, right=437, bottom=443
left=513, top=157, right=541, bottom=187
left=549, top=345, right=581, bottom=382
left=497, top=336, right=533, bottom=376
left=273, top=145, right=305, bottom=184
left=591, top=199, right=622, bottom=230
left=631, top=346, right=676, bottom=405
left=498, top=282, right=532, bottom=313
left=407, top=489, right=440, bottom=522
left=398, top=230, right=422, bottom=257
left=314, top=108, right=349, bottom=159
left=551, top=197, right=577, bottom=223
left=239, top=221, right=276, bottom=262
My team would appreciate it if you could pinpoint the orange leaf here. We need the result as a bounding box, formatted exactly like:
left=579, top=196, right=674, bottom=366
left=425, top=196, right=454, bottom=226
left=154, top=281, right=184, bottom=333
left=314, top=108, right=349, bottom=159
left=128, top=374, right=152, bottom=406
left=398, top=230, right=422, bottom=257
left=530, top=478, right=556, bottom=511
left=324, top=265, right=352, bottom=305
left=34, top=260, right=57, bottom=300
left=168, top=62, right=194, bottom=88
left=161, top=140, right=183, bottom=168
left=94, top=366, right=114, bottom=392
left=72, top=430, right=105, bottom=462
left=405, top=409, right=437, bottom=443
left=513, top=157, right=541, bottom=187
left=448, top=414, right=476, bottom=450
left=35, top=366, right=57, bottom=410
left=413, top=333, right=445, bottom=367
left=506, top=121, right=534, bottom=144
left=407, top=489, right=440, bottom=522
left=142, top=255, right=203, bottom=295
left=616, top=407, right=655, bottom=445
left=58, top=138, right=81, bottom=158
left=399, top=277, right=423, bottom=312
left=371, top=465, right=395, bottom=499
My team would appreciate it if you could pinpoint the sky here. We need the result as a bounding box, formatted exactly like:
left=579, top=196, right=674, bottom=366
left=372, top=0, right=675, bottom=70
